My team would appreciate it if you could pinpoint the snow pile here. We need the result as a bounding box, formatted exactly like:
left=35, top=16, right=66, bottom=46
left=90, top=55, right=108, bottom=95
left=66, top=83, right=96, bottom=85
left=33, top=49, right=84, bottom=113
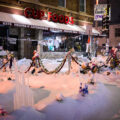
left=96, top=55, right=107, bottom=63
left=17, top=58, right=32, bottom=71
left=78, top=55, right=90, bottom=63
left=78, top=55, right=107, bottom=64
left=17, top=58, right=32, bottom=67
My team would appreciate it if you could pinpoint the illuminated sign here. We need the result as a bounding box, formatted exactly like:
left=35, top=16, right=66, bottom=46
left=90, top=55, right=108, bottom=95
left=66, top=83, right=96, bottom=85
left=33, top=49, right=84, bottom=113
left=94, top=4, right=111, bottom=21
left=24, top=8, right=74, bottom=24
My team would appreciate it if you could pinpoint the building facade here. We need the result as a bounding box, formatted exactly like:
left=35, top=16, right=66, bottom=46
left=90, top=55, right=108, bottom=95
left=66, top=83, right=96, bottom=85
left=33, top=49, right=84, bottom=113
left=0, top=0, right=96, bottom=59
left=94, top=0, right=120, bottom=48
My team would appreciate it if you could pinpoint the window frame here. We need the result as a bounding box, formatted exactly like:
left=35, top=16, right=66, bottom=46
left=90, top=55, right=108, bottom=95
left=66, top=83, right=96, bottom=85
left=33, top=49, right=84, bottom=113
left=58, top=0, right=66, bottom=8
left=115, top=28, right=120, bottom=37
left=80, top=0, right=86, bottom=13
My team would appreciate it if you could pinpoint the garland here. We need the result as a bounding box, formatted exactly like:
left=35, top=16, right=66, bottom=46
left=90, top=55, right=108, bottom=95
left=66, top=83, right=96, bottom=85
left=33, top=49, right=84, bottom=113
left=110, top=57, right=120, bottom=68
left=26, top=53, right=120, bottom=74
left=0, top=54, right=14, bottom=70
left=39, top=57, right=66, bottom=74
left=25, top=62, right=34, bottom=73
left=106, top=55, right=112, bottom=64
left=71, top=55, right=81, bottom=66
left=25, top=51, right=71, bottom=74
left=0, top=60, right=10, bottom=69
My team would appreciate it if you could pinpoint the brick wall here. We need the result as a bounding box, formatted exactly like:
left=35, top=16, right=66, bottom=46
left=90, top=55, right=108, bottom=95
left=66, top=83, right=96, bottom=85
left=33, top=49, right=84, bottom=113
left=96, top=24, right=120, bottom=47
left=109, top=24, right=120, bottom=47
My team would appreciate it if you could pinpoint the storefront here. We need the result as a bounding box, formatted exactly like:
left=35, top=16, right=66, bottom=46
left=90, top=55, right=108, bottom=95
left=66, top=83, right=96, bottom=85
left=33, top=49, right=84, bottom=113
left=42, top=31, right=88, bottom=52
left=0, top=7, right=99, bottom=59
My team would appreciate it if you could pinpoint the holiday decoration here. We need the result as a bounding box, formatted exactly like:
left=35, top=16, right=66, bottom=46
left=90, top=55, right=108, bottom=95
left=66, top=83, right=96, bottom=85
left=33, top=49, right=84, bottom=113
left=0, top=108, right=7, bottom=116
left=79, top=83, right=88, bottom=96
left=25, top=49, right=77, bottom=74
left=106, top=47, right=120, bottom=69
left=0, top=52, right=14, bottom=71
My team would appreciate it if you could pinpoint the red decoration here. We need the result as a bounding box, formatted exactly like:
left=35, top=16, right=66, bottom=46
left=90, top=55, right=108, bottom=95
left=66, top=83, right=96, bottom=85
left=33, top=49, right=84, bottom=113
left=87, top=37, right=90, bottom=43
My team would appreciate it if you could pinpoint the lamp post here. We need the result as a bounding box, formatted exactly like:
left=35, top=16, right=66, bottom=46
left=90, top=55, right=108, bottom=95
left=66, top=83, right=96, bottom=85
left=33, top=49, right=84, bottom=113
left=107, top=0, right=110, bottom=38
left=105, top=0, right=110, bottom=55
left=94, top=0, right=99, bottom=57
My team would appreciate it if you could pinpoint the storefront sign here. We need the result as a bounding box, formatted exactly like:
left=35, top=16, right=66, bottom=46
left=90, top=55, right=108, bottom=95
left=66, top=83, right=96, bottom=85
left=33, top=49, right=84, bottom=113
left=94, top=4, right=111, bottom=21
left=24, top=8, right=74, bottom=24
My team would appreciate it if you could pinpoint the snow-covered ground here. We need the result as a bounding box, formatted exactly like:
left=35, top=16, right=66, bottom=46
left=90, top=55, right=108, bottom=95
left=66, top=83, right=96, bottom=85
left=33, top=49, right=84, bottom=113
left=0, top=55, right=120, bottom=120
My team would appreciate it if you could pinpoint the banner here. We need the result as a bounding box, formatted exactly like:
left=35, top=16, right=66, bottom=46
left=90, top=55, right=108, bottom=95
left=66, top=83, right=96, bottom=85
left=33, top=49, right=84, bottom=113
left=94, top=4, right=111, bottom=21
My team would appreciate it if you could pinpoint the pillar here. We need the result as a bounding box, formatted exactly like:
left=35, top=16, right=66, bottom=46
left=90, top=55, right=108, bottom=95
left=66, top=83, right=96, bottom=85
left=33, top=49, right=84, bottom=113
left=35, top=29, right=43, bottom=57
left=18, top=28, right=25, bottom=58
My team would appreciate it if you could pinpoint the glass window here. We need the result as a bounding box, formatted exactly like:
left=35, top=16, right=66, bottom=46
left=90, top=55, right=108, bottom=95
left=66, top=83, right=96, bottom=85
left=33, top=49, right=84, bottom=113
left=80, top=0, right=86, bottom=12
left=115, top=28, right=120, bottom=37
left=43, top=30, right=87, bottom=52
left=58, top=0, right=66, bottom=7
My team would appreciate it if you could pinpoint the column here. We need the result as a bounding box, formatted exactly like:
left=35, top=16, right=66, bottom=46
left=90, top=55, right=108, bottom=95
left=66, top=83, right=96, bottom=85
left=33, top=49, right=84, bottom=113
left=35, top=29, right=43, bottom=57
left=18, top=28, right=25, bottom=58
